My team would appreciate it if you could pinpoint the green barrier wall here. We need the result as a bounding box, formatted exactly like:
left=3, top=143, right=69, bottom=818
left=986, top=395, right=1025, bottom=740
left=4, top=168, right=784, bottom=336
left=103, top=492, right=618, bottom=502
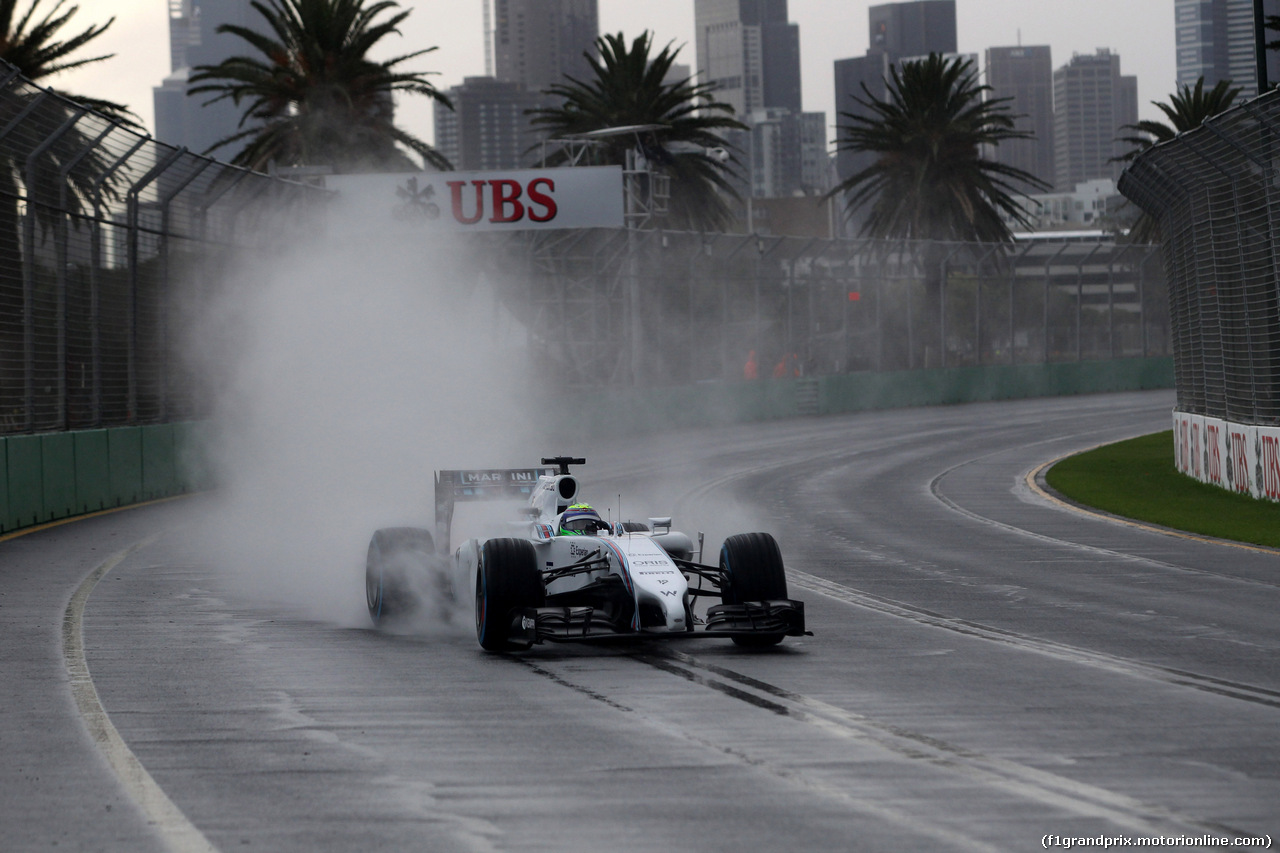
left=0, top=359, right=1172, bottom=534
left=551, top=357, right=1174, bottom=437
left=1, top=422, right=210, bottom=535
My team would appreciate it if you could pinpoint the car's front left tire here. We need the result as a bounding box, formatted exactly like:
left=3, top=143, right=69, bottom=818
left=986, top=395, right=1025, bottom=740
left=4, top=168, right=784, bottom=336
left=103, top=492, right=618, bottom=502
left=476, top=538, right=545, bottom=651
left=720, top=532, right=789, bottom=647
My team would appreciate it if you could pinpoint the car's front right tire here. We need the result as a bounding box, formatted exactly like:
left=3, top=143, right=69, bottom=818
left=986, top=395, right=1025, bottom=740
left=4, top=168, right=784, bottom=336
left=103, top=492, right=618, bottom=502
left=366, top=527, right=434, bottom=626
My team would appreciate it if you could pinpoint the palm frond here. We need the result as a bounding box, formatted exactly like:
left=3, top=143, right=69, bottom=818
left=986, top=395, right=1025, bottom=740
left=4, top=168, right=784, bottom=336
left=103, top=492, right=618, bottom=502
left=528, top=30, right=745, bottom=231
left=189, top=0, right=449, bottom=172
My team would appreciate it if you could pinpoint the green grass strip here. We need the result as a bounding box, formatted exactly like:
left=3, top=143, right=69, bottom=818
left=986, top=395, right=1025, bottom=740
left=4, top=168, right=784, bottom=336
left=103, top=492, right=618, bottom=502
left=1045, top=430, right=1280, bottom=548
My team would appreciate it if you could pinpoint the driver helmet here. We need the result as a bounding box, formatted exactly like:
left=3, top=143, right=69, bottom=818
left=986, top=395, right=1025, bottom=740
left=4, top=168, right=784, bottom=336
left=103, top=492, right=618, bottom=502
left=559, top=504, right=602, bottom=536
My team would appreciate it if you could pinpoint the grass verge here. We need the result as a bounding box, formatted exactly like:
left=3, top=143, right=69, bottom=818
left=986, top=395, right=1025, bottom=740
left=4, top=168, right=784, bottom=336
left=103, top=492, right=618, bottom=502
left=1045, top=430, right=1280, bottom=548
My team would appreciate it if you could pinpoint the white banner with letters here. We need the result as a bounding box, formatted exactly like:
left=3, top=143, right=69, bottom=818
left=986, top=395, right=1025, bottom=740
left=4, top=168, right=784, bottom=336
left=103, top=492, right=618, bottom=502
left=324, top=167, right=624, bottom=233
left=1172, top=410, right=1280, bottom=501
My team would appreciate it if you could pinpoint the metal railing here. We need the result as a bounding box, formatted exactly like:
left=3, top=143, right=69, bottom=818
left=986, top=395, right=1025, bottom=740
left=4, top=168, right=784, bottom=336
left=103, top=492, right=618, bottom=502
left=1119, top=87, right=1280, bottom=425
left=484, top=229, right=1168, bottom=389
left=0, top=63, right=324, bottom=435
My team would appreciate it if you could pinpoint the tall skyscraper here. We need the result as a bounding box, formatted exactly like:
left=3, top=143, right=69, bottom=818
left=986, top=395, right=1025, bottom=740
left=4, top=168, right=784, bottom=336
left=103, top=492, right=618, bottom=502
left=985, top=45, right=1055, bottom=191
left=867, top=0, right=957, bottom=61
left=153, top=0, right=256, bottom=157
left=695, top=0, right=817, bottom=214
left=1175, top=0, right=1280, bottom=98
left=694, top=0, right=801, bottom=117
left=433, top=78, right=548, bottom=171
left=1053, top=49, right=1138, bottom=191
left=493, top=0, right=599, bottom=94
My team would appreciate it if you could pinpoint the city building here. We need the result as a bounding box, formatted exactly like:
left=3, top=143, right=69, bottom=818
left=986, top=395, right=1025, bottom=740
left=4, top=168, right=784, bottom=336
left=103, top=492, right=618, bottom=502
left=433, top=77, right=548, bottom=171
left=153, top=0, right=257, bottom=158
left=695, top=0, right=819, bottom=223
left=735, top=108, right=830, bottom=199
left=694, top=0, right=801, bottom=117
left=867, top=0, right=957, bottom=62
left=493, top=0, right=599, bottom=94
left=1052, top=49, right=1138, bottom=191
left=985, top=45, right=1055, bottom=191
left=999, top=178, right=1124, bottom=233
left=1175, top=0, right=1280, bottom=98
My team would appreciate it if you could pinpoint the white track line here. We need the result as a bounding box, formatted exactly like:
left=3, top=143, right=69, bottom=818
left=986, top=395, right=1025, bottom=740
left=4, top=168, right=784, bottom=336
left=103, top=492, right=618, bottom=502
left=63, top=539, right=222, bottom=853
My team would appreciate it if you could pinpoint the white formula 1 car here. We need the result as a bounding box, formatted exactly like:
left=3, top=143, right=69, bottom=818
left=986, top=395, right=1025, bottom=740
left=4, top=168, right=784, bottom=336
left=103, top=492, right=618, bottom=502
left=364, top=457, right=808, bottom=651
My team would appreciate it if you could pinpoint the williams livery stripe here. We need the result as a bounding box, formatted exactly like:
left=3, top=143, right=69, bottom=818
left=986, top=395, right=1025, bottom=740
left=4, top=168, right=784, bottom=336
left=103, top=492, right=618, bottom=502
left=599, top=539, right=641, bottom=631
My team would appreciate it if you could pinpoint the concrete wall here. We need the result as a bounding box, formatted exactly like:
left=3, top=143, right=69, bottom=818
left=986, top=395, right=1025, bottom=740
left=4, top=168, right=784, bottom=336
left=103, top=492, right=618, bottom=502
left=0, top=423, right=210, bottom=535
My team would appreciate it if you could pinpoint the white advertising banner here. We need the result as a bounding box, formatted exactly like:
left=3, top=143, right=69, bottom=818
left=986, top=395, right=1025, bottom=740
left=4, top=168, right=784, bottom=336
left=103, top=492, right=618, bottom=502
left=1171, top=410, right=1280, bottom=502
left=324, top=166, right=625, bottom=233
left=1223, top=420, right=1255, bottom=498
left=1173, top=410, right=1200, bottom=480
left=1257, top=424, right=1280, bottom=502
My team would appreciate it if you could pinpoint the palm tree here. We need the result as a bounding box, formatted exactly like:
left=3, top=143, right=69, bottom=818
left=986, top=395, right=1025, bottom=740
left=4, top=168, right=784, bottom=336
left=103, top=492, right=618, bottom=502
left=0, top=0, right=133, bottom=118
left=529, top=31, right=746, bottom=232
left=1115, top=77, right=1242, bottom=162
left=0, top=1, right=138, bottom=253
left=1113, top=77, right=1242, bottom=242
left=188, top=0, right=452, bottom=173
left=829, top=53, right=1047, bottom=244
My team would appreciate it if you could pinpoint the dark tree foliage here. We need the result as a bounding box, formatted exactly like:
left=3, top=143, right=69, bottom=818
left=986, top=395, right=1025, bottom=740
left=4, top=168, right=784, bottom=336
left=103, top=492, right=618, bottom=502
left=188, top=0, right=451, bottom=173
left=0, top=0, right=134, bottom=119
left=0, top=1, right=139, bottom=263
left=1113, top=77, right=1242, bottom=243
left=1114, top=77, right=1242, bottom=162
left=829, top=53, right=1047, bottom=244
left=529, top=31, right=746, bottom=232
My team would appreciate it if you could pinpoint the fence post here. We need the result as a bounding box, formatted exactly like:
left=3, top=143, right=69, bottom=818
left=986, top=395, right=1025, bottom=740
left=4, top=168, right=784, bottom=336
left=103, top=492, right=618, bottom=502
left=56, top=118, right=121, bottom=429
left=155, top=158, right=212, bottom=421
left=938, top=243, right=965, bottom=369
left=89, top=135, right=150, bottom=426
left=19, top=105, right=86, bottom=431
left=1043, top=244, right=1069, bottom=363
left=1075, top=243, right=1102, bottom=361
left=124, top=146, right=186, bottom=424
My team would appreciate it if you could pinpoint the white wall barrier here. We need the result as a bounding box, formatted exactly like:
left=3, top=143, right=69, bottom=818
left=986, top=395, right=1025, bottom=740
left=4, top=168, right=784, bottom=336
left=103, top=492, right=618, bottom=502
left=1173, top=411, right=1280, bottom=501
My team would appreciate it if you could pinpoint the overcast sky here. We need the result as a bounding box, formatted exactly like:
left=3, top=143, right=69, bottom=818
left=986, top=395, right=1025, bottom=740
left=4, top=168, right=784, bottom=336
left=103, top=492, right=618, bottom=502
left=58, top=1, right=1178, bottom=148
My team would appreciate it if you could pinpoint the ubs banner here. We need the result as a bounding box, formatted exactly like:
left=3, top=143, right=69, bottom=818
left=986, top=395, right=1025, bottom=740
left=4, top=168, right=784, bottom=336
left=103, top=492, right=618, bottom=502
left=324, top=166, right=625, bottom=233
left=1173, top=411, right=1280, bottom=501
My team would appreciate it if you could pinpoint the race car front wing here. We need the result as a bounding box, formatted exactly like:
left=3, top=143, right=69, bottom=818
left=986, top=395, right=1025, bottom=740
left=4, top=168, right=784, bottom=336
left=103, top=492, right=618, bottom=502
left=501, top=599, right=807, bottom=646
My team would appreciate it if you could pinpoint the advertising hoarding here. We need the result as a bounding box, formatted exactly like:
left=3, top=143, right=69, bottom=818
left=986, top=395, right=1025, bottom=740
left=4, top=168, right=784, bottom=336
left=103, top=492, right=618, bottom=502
left=324, top=167, right=625, bottom=233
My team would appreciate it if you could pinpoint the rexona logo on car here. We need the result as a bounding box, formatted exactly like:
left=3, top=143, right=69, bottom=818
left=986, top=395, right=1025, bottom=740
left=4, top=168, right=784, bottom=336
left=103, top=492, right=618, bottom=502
left=325, top=166, right=625, bottom=233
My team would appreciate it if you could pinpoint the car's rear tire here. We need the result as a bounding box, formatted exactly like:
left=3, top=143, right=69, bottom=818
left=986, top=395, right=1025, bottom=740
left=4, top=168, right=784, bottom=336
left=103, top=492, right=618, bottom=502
left=720, top=532, right=788, bottom=647
left=366, top=527, right=434, bottom=626
left=476, top=538, right=545, bottom=651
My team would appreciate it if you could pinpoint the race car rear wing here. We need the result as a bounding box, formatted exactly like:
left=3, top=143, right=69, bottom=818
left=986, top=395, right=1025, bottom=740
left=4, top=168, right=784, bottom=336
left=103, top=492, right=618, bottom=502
left=434, top=467, right=555, bottom=552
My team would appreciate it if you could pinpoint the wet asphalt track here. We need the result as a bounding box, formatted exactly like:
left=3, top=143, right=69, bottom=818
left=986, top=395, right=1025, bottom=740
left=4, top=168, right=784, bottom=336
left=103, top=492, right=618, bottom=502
left=3, top=389, right=1278, bottom=852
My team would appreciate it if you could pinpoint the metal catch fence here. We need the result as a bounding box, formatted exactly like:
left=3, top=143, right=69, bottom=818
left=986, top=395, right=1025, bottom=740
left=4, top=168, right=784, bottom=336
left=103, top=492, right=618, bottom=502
left=1119, top=87, right=1280, bottom=425
left=0, top=61, right=1171, bottom=431
left=0, top=63, right=323, bottom=436
left=484, top=229, right=1169, bottom=389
